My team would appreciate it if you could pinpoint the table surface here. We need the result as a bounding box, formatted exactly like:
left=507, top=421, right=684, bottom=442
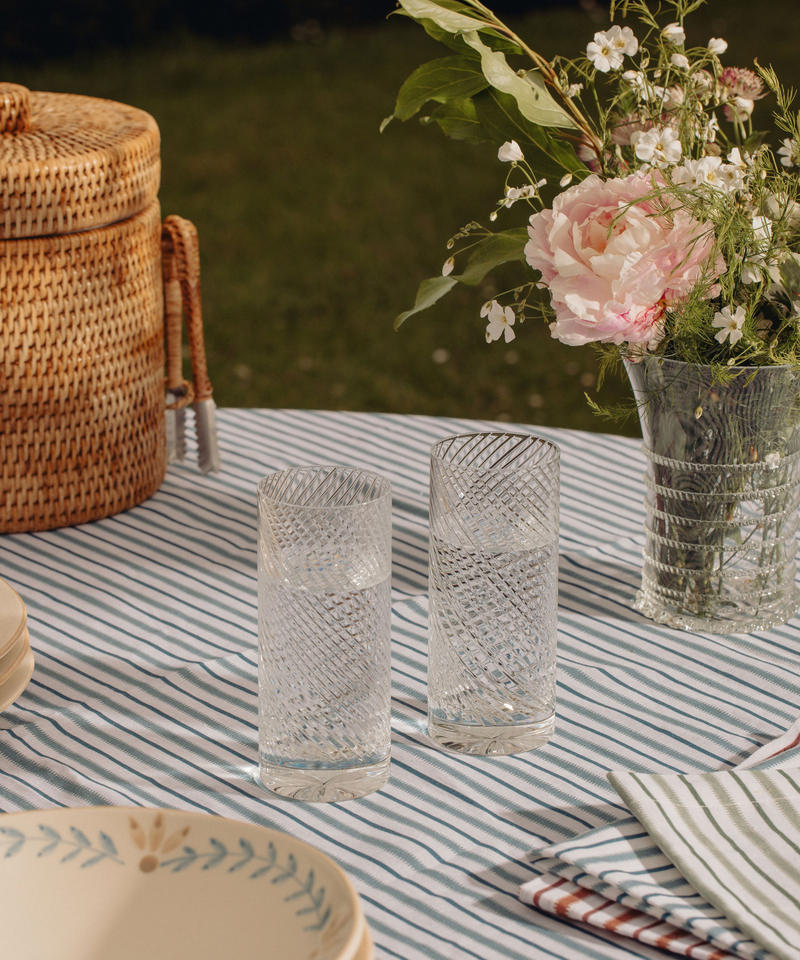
left=1, top=408, right=799, bottom=960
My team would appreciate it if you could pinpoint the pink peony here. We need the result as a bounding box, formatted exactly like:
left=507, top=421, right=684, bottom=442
left=525, top=172, right=724, bottom=348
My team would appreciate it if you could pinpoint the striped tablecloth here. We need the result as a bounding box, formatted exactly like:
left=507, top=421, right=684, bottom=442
left=1, top=408, right=799, bottom=960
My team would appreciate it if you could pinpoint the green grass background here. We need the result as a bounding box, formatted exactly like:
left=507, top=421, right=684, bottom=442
left=6, top=0, right=799, bottom=435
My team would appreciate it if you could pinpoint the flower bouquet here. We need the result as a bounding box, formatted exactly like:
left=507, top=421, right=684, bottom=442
left=385, top=0, right=800, bottom=632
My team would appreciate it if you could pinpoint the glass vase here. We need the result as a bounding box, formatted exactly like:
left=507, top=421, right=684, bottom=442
left=627, top=357, right=800, bottom=634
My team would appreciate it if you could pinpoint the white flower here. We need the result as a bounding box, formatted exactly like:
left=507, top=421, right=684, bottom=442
left=718, top=164, right=745, bottom=193
left=670, top=53, right=690, bottom=70
left=608, top=25, right=638, bottom=56
left=498, top=140, right=524, bottom=163
left=622, top=70, right=664, bottom=102
left=672, top=156, right=722, bottom=190
left=587, top=26, right=636, bottom=72
left=705, top=114, right=720, bottom=143
left=482, top=301, right=516, bottom=343
left=778, top=138, right=798, bottom=168
left=724, top=96, right=754, bottom=122
left=442, top=257, right=455, bottom=277
left=662, top=22, right=685, bottom=45
left=712, top=305, right=746, bottom=344
left=631, top=126, right=682, bottom=165
left=566, top=83, right=584, bottom=98
left=587, top=31, right=623, bottom=73
left=559, top=173, right=573, bottom=187
left=708, top=38, right=728, bottom=55
left=504, top=182, right=543, bottom=207
left=727, top=146, right=750, bottom=170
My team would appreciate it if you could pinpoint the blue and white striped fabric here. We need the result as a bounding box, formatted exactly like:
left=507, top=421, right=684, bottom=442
left=1, top=409, right=800, bottom=960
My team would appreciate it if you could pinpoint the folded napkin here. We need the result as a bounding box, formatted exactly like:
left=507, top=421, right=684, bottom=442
left=519, top=720, right=800, bottom=960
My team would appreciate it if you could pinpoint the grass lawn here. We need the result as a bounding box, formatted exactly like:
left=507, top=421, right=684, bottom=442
left=6, top=0, right=800, bottom=436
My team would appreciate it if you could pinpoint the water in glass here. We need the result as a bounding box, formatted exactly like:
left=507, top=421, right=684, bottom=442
left=427, top=433, right=560, bottom=755
left=257, top=466, right=392, bottom=802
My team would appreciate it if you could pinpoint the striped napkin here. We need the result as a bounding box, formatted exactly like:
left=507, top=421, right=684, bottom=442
left=519, top=720, right=800, bottom=960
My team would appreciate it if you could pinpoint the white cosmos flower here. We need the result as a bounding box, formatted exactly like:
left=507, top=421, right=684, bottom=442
left=482, top=301, right=516, bottom=343
left=662, top=22, right=685, bottom=45
left=708, top=37, right=728, bottom=55
left=498, top=140, right=524, bottom=163
left=712, top=305, right=746, bottom=344
left=778, top=138, right=798, bottom=168
left=670, top=53, right=690, bottom=69
left=631, top=126, right=682, bottom=165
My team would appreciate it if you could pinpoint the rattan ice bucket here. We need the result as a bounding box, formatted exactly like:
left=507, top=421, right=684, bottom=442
left=0, top=82, right=219, bottom=533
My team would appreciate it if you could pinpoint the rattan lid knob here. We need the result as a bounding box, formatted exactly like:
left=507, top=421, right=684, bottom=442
left=0, top=83, right=31, bottom=134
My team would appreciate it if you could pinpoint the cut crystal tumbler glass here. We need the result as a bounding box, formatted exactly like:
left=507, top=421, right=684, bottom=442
left=257, top=465, right=393, bottom=801
left=427, top=433, right=560, bottom=756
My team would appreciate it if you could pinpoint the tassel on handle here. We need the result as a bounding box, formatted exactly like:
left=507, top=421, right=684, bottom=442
left=161, top=216, right=221, bottom=474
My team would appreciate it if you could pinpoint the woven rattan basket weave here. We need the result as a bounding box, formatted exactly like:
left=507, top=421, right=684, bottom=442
left=0, top=83, right=218, bottom=533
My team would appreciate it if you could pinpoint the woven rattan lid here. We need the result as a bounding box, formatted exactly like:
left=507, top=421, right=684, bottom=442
left=0, top=82, right=160, bottom=239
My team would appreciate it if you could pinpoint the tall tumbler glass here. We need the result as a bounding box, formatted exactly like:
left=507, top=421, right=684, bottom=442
left=428, top=433, right=560, bottom=756
left=257, top=465, right=393, bottom=802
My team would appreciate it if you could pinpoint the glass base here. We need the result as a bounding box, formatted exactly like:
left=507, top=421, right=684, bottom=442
left=634, top=585, right=800, bottom=635
left=258, top=757, right=390, bottom=802
left=428, top=714, right=555, bottom=756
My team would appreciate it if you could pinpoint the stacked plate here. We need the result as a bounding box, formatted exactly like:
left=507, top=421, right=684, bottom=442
left=0, top=807, right=374, bottom=959
left=0, top=576, right=34, bottom=712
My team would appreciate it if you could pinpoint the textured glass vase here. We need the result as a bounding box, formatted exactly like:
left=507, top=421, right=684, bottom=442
left=427, top=432, right=560, bottom=755
left=627, top=358, right=800, bottom=634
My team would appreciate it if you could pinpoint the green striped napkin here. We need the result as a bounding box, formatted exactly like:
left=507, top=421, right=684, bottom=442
left=608, top=766, right=800, bottom=960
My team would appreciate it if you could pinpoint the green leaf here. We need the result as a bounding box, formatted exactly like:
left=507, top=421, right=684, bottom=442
left=461, top=31, right=576, bottom=129
left=423, top=98, right=484, bottom=143
left=416, top=16, right=522, bottom=56
left=473, top=88, right=587, bottom=181
left=394, top=0, right=490, bottom=33
left=453, top=229, right=529, bottom=286
left=391, top=57, right=488, bottom=122
left=395, top=275, right=458, bottom=328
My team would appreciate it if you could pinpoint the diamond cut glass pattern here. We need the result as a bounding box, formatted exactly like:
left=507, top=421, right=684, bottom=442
left=428, top=433, right=560, bottom=756
left=257, top=466, right=392, bottom=802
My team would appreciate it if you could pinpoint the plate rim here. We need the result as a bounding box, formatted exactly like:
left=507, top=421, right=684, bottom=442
left=0, top=577, right=26, bottom=659
left=0, top=627, right=29, bottom=686
left=0, top=645, right=33, bottom=713
left=0, top=804, right=366, bottom=960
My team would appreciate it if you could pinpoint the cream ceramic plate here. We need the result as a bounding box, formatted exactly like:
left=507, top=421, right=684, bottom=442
left=0, top=577, right=26, bottom=660
left=0, top=626, right=28, bottom=684
left=0, top=644, right=34, bottom=713
left=0, top=807, right=369, bottom=960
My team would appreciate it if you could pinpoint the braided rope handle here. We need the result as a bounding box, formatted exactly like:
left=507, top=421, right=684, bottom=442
left=162, top=215, right=213, bottom=403
left=162, top=215, right=220, bottom=473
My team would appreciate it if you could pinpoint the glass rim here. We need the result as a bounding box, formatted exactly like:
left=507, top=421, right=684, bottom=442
left=430, top=431, right=560, bottom=475
left=257, top=464, right=392, bottom=510
left=633, top=355, right=800, bottom=374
